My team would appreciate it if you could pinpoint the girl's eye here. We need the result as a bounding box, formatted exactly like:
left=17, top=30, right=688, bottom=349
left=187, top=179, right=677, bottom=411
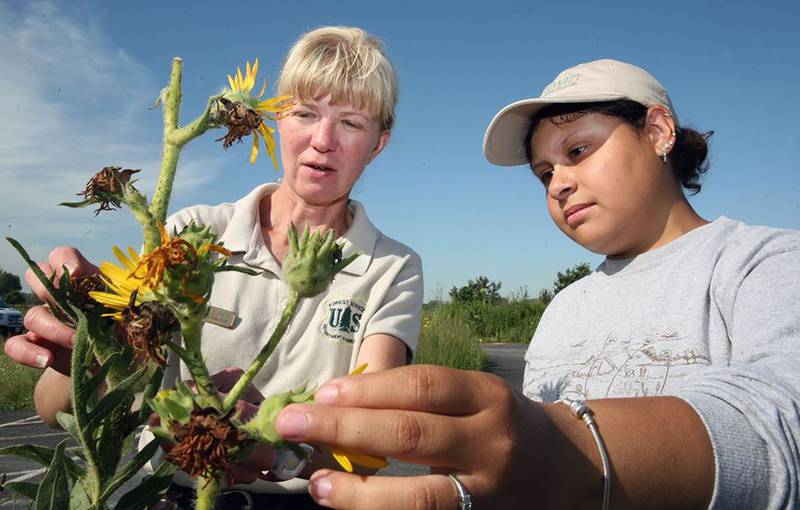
left=535, top=167, right=553, bottom=185
left=569, top=145, right=588, bottom=158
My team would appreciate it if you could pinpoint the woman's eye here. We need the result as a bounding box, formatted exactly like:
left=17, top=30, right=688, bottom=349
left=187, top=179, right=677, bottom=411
left=342, top=119, right=363, bottom=129
left=292, top=110, right=314, bottom=120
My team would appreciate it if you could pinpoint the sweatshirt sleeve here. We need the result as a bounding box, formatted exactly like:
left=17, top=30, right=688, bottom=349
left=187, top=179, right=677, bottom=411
left=676, top=242, right=800, bottom=509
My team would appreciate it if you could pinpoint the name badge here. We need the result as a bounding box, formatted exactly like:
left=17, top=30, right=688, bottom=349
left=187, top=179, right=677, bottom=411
left=205, top=306, right=237, bottom=329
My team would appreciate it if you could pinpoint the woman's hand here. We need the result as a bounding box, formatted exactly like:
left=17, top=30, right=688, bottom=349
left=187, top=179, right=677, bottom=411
left=3, top=246, right=98, bottom=374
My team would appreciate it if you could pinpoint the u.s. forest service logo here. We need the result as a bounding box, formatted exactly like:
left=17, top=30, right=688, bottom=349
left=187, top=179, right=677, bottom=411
left=319, top=297, right=366, bottom=344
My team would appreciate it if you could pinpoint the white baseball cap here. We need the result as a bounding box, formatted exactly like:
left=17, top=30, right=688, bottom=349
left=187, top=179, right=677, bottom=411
left=482, top=59, right=677, bottom=166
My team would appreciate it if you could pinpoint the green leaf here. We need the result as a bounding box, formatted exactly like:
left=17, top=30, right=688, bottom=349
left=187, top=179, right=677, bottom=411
left=68, top=479, right=92, bottom=510
left=56, top=412, right=80, bottom=441
left=58, top=199, right=94, bottom=209
left=35, top=440, right=70, bottom=510
left=113, top=460, right=175, bottom=510
left=215, top=264, right=260, bottom=275
left=70, top=314, right=91, bottom=421
left=85, top=388, right=133, bottom=432
left=0, top=444, right=83, bottom=480
left=99, top=438, right=161, bottom=504
left=137, top=367, right=165, bottom=423
left=5, top=237, right=77, bottom=322
left=4, top=481, right=39, bottom=500
left=84, top=353, right=118, bottom=398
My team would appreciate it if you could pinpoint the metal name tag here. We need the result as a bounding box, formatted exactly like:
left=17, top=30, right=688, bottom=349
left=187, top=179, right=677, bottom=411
left=205, top=306, right=237, bottom=329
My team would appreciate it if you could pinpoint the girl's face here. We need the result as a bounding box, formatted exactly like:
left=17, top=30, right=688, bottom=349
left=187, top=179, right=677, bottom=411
left=277, top=94, right=389, bottom=206
left=529, top=111, right=678, bottom=258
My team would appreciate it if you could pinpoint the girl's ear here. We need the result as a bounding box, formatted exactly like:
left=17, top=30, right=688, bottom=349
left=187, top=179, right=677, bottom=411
left=645, top=106, right=677, bottom=161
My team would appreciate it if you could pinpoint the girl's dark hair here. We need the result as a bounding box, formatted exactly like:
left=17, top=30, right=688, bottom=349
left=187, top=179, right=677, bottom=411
left=523, top=99, right=713, bottom=194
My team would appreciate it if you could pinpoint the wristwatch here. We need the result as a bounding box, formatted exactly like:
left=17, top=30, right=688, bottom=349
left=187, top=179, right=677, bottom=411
left=271, top=443, right=315, bottom=480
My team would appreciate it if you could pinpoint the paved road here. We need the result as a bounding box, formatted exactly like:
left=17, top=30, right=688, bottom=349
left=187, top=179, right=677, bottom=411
left=0, top=343, right=527, bottom=505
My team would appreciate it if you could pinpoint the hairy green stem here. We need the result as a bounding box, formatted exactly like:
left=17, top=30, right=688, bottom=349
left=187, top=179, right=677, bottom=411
left=123, top=186, right=160, bottom=253
left=150, top=58, right=223, bottom=224
left=196, top=476, right=221, bottom=510
left=175, top=312, right=220, bottom=406
left=223, top=291, right=300, bottom=411
left=70, top=316, right=102, bottom=504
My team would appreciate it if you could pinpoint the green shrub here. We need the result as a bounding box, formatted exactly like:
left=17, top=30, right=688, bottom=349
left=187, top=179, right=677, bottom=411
left=440, top=299, right=545, bottom=344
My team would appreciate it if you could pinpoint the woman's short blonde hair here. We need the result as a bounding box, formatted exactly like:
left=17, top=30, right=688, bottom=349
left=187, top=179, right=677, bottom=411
left=277, top=26, right=398, bottom=131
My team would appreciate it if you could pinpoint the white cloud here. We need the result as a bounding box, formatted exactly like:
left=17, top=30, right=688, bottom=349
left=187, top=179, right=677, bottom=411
left=0, top=2, right=222, bottom=286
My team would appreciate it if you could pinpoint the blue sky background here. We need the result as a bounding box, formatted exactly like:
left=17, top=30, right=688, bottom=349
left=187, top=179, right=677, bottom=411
left=1, top=0, right=799, bottom=301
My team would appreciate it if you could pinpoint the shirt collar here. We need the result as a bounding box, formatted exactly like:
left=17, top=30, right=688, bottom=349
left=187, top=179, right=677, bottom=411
left=217, top=183, right=377, bottom=276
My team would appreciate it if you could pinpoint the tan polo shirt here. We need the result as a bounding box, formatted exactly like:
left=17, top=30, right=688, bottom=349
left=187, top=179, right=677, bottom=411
left=155, top=183, right=423, bottom=493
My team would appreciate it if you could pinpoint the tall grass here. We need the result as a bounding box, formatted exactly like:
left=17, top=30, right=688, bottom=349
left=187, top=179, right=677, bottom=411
left=415, top=295, right=546, bottom=370
left=415, top=304, right=487, bottom=370
left=0, top=339, right=40, bottom=410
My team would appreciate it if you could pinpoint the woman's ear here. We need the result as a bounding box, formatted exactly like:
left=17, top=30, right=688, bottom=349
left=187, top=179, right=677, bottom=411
left=367, top=130, right=391, bottom=164
left=645, top=106, right=677, bottom=160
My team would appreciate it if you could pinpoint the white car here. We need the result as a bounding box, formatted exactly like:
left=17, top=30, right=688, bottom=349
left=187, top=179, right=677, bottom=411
left=0, top=297, right=24, bottom=337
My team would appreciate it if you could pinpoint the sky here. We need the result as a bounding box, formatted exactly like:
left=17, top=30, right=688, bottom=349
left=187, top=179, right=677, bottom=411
left=1, top=0, right=799, bottom=301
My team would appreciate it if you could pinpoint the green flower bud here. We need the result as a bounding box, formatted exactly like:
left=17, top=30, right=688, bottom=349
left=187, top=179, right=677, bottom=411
left=283, top=224, right=358, bottom=298
left=235, top=383, right=315, bottom=444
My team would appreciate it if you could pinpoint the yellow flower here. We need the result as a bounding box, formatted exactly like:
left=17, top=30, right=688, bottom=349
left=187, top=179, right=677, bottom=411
left=328, top=364, right=389, bottom=472
left=89, top=246, right=152, bottom=320
left=224, top=58, right=293, bottom=168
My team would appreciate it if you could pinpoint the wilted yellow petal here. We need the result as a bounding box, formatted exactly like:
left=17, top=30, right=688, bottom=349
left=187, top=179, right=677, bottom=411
left=331, top=450, right=353, bottom=473
left=250, top=130, right=259, bottom=164
left=331, top=448, right=388, bottom=471
left=350, top=363, right=368, bottom=375
left=227, top=74, right=236, bottom=91
left=236, top=67, right=244, bottom=90
left=257, top=95, right=294, bottom=112
left=257, top=79, right=267, bottom=99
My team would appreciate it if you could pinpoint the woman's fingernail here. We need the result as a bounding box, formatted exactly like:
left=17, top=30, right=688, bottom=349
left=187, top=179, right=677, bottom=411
left=314, top=383, right=338, bottom=405
left=35, top=354, right=48, bottom=368
left=310, top=475, right=332, bottom=500
left=277, top=411, right=308, bottom=438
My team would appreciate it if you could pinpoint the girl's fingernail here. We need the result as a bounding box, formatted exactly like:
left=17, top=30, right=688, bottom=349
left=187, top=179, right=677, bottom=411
left=310, top=475, right=332, bottom=500
left=35, top=354, right=48, bottom=368
left=314, top=383, right=338, bottom=405
left=276, top=411, right=308, bottom=438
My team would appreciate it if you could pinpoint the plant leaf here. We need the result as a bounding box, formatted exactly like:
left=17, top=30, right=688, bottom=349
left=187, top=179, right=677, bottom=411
left=215, top=265, right=260, bottom=275
left=113, top=460, right=175, bottom=510
left=4, top=481, right=40, bottom=500
left=5, top=237, right=77, bottom=322
left=34, top=440, right=70, bottom=510
left=98, top=438, right=161, bottom=504
left=58, top=199, right=94, bottom=209
left=0, top=444, right=83, bottom=479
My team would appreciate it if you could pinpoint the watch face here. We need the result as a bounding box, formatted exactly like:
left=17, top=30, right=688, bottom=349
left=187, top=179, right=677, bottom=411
left=273, top=443, right=315, bottom=480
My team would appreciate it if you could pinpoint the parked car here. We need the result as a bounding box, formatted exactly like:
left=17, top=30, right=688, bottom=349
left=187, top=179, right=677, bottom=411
left=0, top=297, right=24, bottom=337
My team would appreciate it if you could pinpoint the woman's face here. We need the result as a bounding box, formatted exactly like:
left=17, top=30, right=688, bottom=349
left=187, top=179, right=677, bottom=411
left=277, top=94, right=389, bottom=206
left=529, top=112, right=677, bottom=257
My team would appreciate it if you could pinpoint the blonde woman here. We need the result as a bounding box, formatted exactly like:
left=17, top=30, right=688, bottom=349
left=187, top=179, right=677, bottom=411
left=7, top=26, right=422, bottom=509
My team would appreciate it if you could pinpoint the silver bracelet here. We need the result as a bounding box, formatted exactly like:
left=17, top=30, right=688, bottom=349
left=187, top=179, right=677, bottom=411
left=557, top=398, right=610, bottom=510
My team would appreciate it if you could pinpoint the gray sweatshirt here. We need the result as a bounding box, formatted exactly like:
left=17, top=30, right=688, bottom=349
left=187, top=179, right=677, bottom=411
left=523, top=217, right=800, bottom=509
